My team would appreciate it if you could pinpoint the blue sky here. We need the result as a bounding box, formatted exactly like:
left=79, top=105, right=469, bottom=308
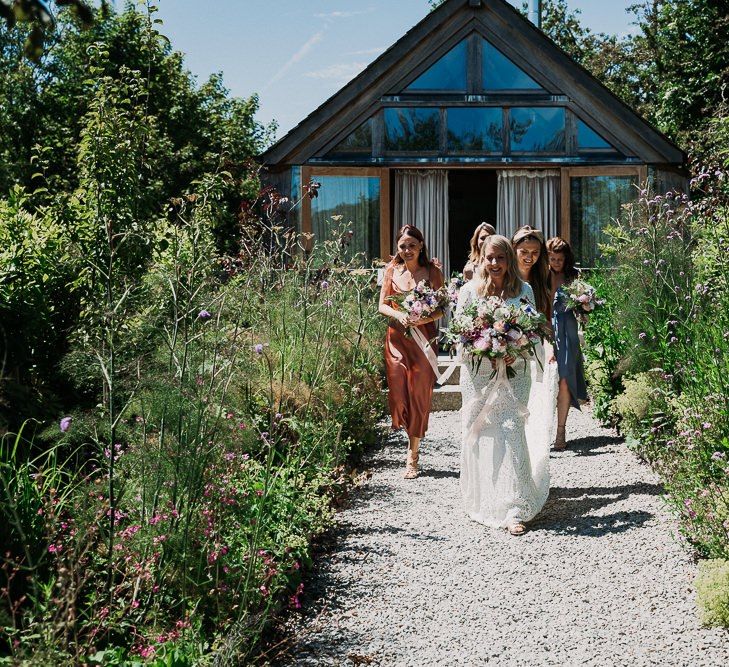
left=155, top=0, right=639, bottom=140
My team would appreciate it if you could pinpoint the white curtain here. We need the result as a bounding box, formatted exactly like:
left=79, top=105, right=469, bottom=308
left=497, top=170, right=560, bottom=241
left=394, top=170, right=450, bottom=279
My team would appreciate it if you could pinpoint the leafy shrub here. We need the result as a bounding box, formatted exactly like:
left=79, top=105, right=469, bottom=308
left=696, top=559, right=729, bottom=628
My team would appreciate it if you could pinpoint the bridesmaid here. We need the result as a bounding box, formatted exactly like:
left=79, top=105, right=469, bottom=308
left=511, top=225, right=551, bottom=320
left=378, top=225, right=445, bottom=478
left=547, top=237, right=588, bottom=450
left=463, top=222, right=496, bottom=281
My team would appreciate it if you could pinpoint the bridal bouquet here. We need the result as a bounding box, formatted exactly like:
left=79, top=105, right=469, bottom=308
left=443, top=296, right=548, bottom=377
left=447, top=273, right=466, bottom=308
left=386, top=280, right=449, bottom=337
left=563, top=279, right=604, bottom=324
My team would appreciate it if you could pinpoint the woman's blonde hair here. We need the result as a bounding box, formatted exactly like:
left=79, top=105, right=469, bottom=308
left=475, top=235, right=523, bottom=299
left=468, top=222, right=497, bottom=264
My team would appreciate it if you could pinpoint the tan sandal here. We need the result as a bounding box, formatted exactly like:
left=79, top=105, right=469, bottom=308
left=508, top=522, right=527, bottom=536
left=553, top=425, right=567, bottom=451
left=404, top=451, right=419, bottom=479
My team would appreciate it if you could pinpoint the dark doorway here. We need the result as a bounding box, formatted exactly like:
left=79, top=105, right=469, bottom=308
left=448, top=170, right=498, bottom=276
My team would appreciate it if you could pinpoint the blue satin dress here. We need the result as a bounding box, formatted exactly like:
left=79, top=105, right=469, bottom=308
left=552, top=287, right=588, bottom=409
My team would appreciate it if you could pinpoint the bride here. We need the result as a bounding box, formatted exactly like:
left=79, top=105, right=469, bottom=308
left=456, top=235, right=551, bottom=536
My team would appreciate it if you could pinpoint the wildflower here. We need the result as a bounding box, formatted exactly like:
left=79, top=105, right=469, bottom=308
left=254, top=343, right=264, bottom=355
left=224, top=452, right=236, bottom=462
left=703, top=422, right=712, bottom=430
left=320, top=280, right=329, bottom=290
left=48, top=544, right=59, bottom=554
left=259, top=584, right=269, bottom=597
left=639, top=332, right=647, bottom=340
left=198, top=310, right=212, bottom=320
left=711, top=452, right=726, bottom=461
left=59, top=416, right=72, bottom=432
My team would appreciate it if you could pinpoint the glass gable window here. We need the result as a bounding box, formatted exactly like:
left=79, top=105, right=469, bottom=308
left=482, top=39, right=542, bottom=91
left=405, top=40, right=467, bottom=91
left=327, top=120, right=372, bottom=156
left=311, top=176, right=380, bottom=262
left=509, top=107, right=565, bottom=152
left=384, top=108, right=440, bottom=152
left=570, top=175, right=638, bottom=266
left=577, top=119, right=613, bottom=150
left=447, top=108, right=503, bottom=152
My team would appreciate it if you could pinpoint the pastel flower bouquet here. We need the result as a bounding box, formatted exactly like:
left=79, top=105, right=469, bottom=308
left=447, top=273, right=466, bottom=308
left=386, top=280, right=449, bottom=337
left=562, top=279, right=605, bottom=324
left=443, top=296, right=548, bottom=377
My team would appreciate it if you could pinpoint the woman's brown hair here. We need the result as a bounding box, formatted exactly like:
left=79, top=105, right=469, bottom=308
left=475, top=235, right=523, bottom=300
left=546, top=236, right=579, bottom=286
left=511, top=226, right=551, bottom=318
left=391, top=224, right=431, bottom=268
left=468, top=222, right=497, bottom=264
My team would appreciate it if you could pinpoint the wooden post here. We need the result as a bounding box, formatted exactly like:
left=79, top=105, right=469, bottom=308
left=380, top=168, right=391, bottom=261
left=560, top=167, right=570, bottom=242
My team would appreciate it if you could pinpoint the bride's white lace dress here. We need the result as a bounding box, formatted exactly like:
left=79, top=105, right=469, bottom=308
left=457, top=280, right=553, bottom=528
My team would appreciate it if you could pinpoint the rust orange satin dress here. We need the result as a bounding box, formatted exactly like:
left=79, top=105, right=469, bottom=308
left=382, top=262, right=444, bottom=438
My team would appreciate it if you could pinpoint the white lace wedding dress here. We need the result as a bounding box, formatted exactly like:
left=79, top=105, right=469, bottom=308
left=457, top=280, right=553, bottom=528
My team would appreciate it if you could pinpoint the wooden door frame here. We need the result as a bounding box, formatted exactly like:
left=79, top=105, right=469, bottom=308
left=301, top=166, right=391, bottom=259
left=559, top=165, right=647, bottom=242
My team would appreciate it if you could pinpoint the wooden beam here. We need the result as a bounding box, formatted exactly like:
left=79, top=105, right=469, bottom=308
left=301, top=165, right=313, bottom=251
left=380, top=168, right=391, bottom=261
left=560, top=167, right=570, bottom=242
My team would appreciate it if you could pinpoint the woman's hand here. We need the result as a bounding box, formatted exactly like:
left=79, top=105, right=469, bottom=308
left=395, top=312, right=410, bottom=328
left=490, top=354, right=515, bottom=369
left=548, top=354, right=557, bottom=364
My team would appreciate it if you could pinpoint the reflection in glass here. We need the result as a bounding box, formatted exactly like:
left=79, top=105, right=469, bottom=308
left=510, top=107, right=565, bottom=152
left=570, top=176, right=637, bottom=266
left=311, top=176, right=380, bottom=263
left=406, top=40, right=467, bottom=91
left=447, top=108, right=503, bottom=152
left=577, top=120, right=613, bottom=150
left=328, top=120, right=372, bottom=155
left=482, top=39, right=542, bottom=90
left=385, top=108, right=440, bottom=151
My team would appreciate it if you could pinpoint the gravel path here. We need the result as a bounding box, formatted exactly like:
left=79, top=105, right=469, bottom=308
left=275, top=407, right=729, bottom=666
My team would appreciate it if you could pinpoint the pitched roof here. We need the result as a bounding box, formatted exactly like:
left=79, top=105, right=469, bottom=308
left=261, top=0, right=684, bottom=166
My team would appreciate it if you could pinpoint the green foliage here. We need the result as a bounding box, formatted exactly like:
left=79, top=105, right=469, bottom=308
left=582, top=166, right=729, bottom=560
left=696, top=559, right=729, bottom=628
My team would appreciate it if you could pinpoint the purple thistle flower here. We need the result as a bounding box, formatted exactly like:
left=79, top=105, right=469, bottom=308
left=320, top=280, right=329, bottom=290
left=198, top=310, right=212, bottom=320
left=254, top=344, right=264, bottom=355
left=60, top=416, right=72, bottom=432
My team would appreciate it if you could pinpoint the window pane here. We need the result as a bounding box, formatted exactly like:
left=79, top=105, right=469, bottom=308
left=570, top=176, right=637, bottom=267
left=311, top=176, right=380, bottom=263
left=384, top=108, right=440, bottom=151
left=482, top=39, right=541, bottom=90
left=577, top=120, right=612, bottom=150
left=406, top=40, right=467, bottom=91
left=328, top=120, right=372, bottom=155
left=447, top=107, right=503, bottom=152
left=510, top=107, right=565, bottom=152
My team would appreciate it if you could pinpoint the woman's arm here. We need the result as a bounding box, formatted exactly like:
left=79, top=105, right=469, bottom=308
left=378, top=265, right=409, bottom=326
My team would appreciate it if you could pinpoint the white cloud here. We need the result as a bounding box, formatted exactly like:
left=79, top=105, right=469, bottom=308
left=345, top=46, right=386, bottom=56
left=314, top=8, right=375, bottom=20
left=263, top=30, right=326, bottom=91
left=304, top=62, right=368, bottom=81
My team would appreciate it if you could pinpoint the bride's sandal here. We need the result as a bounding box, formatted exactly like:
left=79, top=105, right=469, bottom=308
left=553, top=425, right=567, bottom=451
left=508, top=522, right=527, bottom=536
left=404, top=451, right=420, bottom=479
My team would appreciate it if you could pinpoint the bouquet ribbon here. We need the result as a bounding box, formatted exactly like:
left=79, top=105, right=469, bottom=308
left=409, top=326, right=451, bottom=385
left=464, top=358, right=530, bottom=450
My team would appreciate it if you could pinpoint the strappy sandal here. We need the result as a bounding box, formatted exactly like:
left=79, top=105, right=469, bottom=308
left=553, top=425, right=567, bottom=451
left=404, top=451, right=420, bottom=479
left=508, top=522, right=527, bottom=536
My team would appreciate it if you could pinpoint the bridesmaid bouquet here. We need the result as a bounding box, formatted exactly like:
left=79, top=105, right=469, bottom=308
left=386, top=280, right=449, bottom=337
left=447, top=273, right=466, bottom=308
left=443, top=296, right=548, bottom=377
left=563, top=279, right=605, bottom=324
